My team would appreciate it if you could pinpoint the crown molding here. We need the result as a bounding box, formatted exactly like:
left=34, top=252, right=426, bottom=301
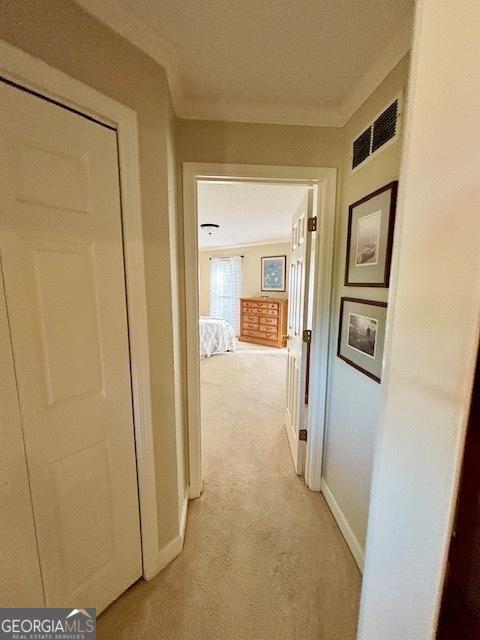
left=177, top=96, right=344, bottom=128
left=199, top=238, right=291, bottom=252
left=75, top=0, right=411, bottom=128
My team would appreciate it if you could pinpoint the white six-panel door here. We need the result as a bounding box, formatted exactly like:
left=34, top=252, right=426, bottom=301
left=0, top=81, right=142, bottom=612
left=284, top=190, right=313, bottom=475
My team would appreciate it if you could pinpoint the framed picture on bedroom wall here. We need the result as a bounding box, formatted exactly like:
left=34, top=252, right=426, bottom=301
left=345, top=181, right=398, bottom=287
left=261, top=255, right=286, bottom=292
left=337, top=297, right=387, bottom=383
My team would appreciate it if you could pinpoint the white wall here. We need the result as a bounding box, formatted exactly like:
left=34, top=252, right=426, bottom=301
left=358, top=1, right=480, bottom=638
left=198, top=242, right=291, bottom=316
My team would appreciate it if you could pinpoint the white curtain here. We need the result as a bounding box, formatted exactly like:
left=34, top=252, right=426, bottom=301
left=209, top=256, right=242, bottom=334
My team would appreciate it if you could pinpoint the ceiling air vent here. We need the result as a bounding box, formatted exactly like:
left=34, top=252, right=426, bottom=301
left=351, top=95, right=401, bottom=172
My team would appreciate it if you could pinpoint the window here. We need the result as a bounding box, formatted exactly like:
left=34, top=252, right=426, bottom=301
left=210, top=256, right=242, bottom=334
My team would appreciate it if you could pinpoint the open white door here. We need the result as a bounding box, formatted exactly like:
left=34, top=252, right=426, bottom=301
left=284, top=189, right=314, bottom=475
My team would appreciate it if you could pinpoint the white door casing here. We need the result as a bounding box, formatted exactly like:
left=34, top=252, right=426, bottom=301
left=0, top=81, right=142, bottom=611
left=183, top=164, right=336, bottom=497
left=284, top=189, right=314, bottom=475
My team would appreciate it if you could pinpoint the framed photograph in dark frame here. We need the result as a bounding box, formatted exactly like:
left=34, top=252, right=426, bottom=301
left=337, top=297, right=387, bottom=383
left=344, top=181, right=398, bottom=287
left=261, top=255, right=286, bottom=292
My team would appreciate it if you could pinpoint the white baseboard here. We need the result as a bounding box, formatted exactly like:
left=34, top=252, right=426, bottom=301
left=144, top=495, right=189, bottom=580
left=321, top=479, right=365, bottom=572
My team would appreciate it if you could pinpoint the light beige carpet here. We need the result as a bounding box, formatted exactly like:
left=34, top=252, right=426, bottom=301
left=98, top=348, right=361, bottom=640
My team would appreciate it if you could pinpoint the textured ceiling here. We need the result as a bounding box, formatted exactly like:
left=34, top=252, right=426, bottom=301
left=78, top=0, right=414, bottom=125
left=121, top=0, right=410, bottom=104
left=197, top=181, right=309, bottom=249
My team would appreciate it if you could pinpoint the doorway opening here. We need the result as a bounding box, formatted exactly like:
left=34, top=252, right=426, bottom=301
left=197, top=180, right=311, bottom=486
left=182, top=163, right=336, bottom=497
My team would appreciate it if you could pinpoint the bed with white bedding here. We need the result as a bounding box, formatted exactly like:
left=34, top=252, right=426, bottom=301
left=199, top=316, right=237, bottom=358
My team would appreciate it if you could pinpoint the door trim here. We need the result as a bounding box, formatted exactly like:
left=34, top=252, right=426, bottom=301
left=0, top=40, right=159, bottom=579
left=183, top=162, right=337, bottom=497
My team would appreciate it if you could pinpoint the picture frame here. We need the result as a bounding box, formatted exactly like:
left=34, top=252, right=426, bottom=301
left=344, top=181, right=398, bottom=287
left=261, top=255, right=286, bottom=292
left=337, top=297, right=387, bottom=383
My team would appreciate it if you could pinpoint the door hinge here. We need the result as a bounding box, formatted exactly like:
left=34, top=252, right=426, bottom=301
left=299, top=429, right=308, bottom=442
left=302, top=329, right=312, bottom=343
left=307, top=216, right=317, bottom=232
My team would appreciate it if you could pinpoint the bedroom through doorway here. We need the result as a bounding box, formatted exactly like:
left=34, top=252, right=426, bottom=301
left=196, top=180, right=313, bottom=486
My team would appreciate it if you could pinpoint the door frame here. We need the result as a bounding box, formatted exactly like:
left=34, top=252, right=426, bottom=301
left=183, top=162, right=337, bottom=497
left=0, top=40, right=159, bottom=579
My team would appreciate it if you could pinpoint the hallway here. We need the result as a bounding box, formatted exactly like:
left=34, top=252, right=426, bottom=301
left=97, top=348, right=361, bottom=639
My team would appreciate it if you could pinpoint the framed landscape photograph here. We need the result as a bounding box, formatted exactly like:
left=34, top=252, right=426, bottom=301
left=345, top=181, right=398, bottom=287
left=337, top=297, right=387, bottom=383
left=261, top=255, right=286, bottom=292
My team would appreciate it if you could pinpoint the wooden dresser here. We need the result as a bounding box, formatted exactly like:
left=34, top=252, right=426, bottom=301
left=239, top=297, right=288, bottom=348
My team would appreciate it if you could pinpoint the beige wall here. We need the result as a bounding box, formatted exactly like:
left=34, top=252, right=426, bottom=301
left=0, top=0, right=187, bottom=556
left=323, top=56, right=410, bottom=552
left=177, top=120, right=342, bottom=169
left=199, top=242, right=291, bottom=316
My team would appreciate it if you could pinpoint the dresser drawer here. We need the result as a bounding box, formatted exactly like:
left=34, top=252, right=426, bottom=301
left=242, top=301, right=255, bottom=308
left=242, top=314, right=258, bottom=324
left=263, top=325, right=278, bottom=334
left=259, top=316, right=278, bottom=326
left=243, top=329, right=276, bottom=341
left=243, top=322, right=259, bottom=331
left=251, top=301, right=279, bottom=310
left=256, top=308, right=278, bottom=317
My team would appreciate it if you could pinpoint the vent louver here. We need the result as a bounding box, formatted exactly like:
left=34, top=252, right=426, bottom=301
left=352, top=127, right=372, bottom=170
left=372, top=100, right=398, bottom=152
left=351, top=97, right=400, bottom=171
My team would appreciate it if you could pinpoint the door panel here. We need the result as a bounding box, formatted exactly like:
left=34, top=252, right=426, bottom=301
left=0, top=81, right=142, bottom=612
left=0, top=258, right=44, bottom=607
left=51, top=440, right=115, bottom=590
left=284, top=190, right=313, bottom=474
left=34, top=244, right=104, bottom=405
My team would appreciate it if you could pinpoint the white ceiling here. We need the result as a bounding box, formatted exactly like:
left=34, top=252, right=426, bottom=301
left=76, top=0, right=414, bottom=127
left=197, top=181, right=309, bottom=249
